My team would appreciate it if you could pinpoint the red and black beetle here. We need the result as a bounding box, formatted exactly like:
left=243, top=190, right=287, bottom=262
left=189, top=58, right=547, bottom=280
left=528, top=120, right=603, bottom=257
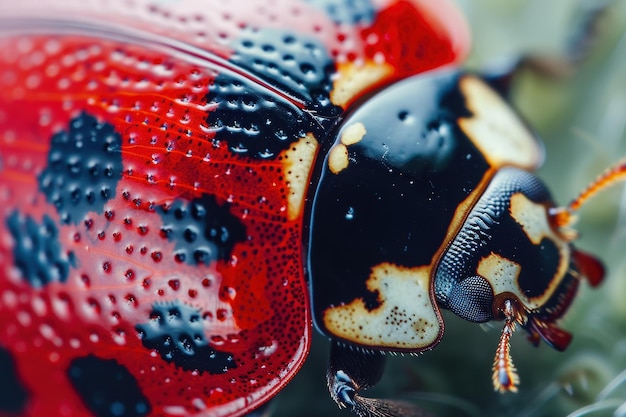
left=0, top=1, right=624, bottom=417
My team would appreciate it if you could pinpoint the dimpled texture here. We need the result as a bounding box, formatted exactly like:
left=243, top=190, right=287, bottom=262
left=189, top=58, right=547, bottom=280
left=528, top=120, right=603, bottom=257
left=136, top=301, right=237, bottom=374
left=6, top=211, right=76, bottom=287
left=303, top=0, right=375, bottom=24
left=157, top=194, right=247, bottom=265
left=0, top=0, right=468, bottom=416
left=38, top=112, right=123, bottom=225
left=206, top=28, right=341, bottom=159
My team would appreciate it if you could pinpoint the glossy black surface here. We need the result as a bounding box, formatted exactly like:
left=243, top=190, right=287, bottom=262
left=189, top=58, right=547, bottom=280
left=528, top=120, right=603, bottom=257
left=67, top=355, right=151, bottom=417
left=308, top=70, right=490, bottom=336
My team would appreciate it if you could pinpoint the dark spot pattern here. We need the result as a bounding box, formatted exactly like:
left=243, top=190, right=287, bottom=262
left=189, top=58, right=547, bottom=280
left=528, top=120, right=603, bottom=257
left=135, top=301, right=237, bottom=374
left=6, top=211, right=76, bottom=287
left=230, top=27, right=336, bottom=107
left=303, top=0, right=375, bottom=24
left=206, top=28, right=341, bottom=159
left=67, top=355, right=150, bottom=417
left=38, top=111, right=123, bottom=224
left=158, top=194, right=246, bottom=265
left=0, top=346, right=28, bottom=414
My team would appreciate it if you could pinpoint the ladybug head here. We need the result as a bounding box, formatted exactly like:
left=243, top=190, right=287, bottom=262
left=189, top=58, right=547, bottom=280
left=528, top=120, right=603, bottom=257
left=432, top=164, right=609, bottom=391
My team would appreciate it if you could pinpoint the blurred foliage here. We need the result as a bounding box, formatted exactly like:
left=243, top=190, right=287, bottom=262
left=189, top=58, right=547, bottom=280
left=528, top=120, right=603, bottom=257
left=273, top=1, right=626, bottom=416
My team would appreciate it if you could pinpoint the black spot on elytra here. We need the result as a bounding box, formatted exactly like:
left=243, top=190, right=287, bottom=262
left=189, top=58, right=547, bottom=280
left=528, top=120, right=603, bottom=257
left=303, top=0, right=375, bottom=24
left=0, top=346, right=29, bottom=414
left=6, top=211, right=76, bottom=287
left=135, top=301, right=237, bottom=375
left=67, top=355, right=150, bottom=417
left=206, top=28, right=341, bottom=159
left=157, top=194, right=246, bottom=265
left=39, top=112, right=122, bottom=224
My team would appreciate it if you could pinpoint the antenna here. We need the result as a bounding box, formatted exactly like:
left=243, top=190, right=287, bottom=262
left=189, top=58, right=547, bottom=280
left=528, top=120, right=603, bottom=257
left=550, top=157, right=626, bottom=230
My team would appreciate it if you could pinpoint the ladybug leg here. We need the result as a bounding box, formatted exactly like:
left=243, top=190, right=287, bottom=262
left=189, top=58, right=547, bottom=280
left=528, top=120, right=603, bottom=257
left=327, top=341, right=385, bottom=412
left=327, top=341, right=429, bottom=417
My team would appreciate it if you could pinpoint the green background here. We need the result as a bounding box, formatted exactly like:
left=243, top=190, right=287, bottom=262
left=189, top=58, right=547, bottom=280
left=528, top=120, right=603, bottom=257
left=274, top=1, right=626, bottom=416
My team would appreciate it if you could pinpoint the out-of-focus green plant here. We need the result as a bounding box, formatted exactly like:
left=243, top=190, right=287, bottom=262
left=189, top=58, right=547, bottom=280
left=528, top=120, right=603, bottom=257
left=274, top=1, right=626, bottom=416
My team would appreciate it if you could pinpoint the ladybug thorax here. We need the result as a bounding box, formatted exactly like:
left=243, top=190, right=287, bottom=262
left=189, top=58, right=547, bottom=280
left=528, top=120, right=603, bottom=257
left=308, top=69, right=544, bottom=352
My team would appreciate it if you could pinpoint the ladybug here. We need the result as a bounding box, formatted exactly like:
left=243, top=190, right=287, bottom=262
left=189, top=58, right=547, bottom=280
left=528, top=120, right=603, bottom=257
left=0, top=1, right=624, bottom=417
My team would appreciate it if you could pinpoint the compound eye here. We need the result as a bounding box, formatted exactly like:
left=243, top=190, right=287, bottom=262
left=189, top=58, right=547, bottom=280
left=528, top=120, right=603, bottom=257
left=448, top=275, right=494, bottom=323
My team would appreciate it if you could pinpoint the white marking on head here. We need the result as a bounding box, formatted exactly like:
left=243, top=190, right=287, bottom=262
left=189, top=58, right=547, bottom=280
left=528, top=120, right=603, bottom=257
left=477, top=253, right=521, bottom=296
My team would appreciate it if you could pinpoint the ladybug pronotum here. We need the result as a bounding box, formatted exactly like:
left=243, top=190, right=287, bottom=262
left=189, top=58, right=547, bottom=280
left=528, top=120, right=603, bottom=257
left=0, top=1, right=624, bottom=417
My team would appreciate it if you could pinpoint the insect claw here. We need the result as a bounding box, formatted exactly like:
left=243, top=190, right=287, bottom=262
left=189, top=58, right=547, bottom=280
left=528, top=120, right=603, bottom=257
left=331, top=370, right=357, bottom=408
left=327, top=342, right=432, bottom=417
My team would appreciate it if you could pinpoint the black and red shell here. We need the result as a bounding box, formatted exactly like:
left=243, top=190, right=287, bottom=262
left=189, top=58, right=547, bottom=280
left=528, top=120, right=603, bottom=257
left=0, top=1, right=469, bottom=416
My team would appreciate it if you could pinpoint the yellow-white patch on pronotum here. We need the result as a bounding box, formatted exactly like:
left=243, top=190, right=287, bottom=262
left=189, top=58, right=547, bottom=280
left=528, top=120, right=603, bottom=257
left=331, top=61, right=394, bottom=108
left=328, top=143, right=349, bottom=174
left=458, top=76, right=542, bottom=170
left=281, top=134, right=319, bottom=220
left=327, top=122, right=367, bottom=174
left=340, top=122, right=366, bottom=146
left=323, top=263, right=442, bottom=350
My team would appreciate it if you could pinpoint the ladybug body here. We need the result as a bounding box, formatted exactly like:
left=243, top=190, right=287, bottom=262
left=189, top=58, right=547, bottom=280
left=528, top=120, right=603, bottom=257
left=0, top=1, right=621, bottom=416
left=310, top=69, right=605, bottom=403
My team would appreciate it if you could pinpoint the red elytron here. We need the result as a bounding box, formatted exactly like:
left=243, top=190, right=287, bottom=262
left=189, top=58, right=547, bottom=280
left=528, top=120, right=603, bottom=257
left=0, top=1, right=468, bottom=416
